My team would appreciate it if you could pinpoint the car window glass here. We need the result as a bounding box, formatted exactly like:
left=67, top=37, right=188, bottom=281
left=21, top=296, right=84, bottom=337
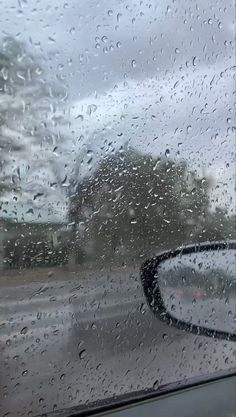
left=0, top=0, right=235, bottom=416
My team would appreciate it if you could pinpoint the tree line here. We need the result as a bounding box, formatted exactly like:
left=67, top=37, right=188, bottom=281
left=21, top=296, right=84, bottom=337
left=69, top=148, right=235, bottom=265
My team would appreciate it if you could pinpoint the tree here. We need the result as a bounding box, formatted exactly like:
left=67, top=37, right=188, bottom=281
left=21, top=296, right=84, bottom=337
left=0, top=36, right=69, bottom=269
left=0, top=36, right=67, bottom=202
left=69, top=147, right=230, bottom=265
left=201, top=207, right=236, bottom=242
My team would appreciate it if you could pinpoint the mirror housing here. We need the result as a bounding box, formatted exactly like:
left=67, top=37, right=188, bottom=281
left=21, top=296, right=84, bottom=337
left=141, top=242, right=236, bottom=341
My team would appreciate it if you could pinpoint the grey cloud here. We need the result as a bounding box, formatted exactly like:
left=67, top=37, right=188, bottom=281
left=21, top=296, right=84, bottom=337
left=0, top=0, right=234, bottom=97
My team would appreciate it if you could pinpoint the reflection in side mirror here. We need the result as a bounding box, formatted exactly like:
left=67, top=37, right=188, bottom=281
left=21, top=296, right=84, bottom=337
left=141, top=242, right=236, bottom=341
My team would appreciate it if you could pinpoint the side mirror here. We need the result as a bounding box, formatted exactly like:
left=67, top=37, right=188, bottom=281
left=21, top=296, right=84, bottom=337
left=141, top=242, right=236, bottom=341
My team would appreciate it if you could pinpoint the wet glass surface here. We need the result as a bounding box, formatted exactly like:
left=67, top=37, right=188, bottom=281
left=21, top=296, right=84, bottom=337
left=0, top=0, right=235, bottom=415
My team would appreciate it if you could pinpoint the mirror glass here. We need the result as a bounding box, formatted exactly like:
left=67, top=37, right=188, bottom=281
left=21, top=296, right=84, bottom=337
left=157, top=248, right=236, bottom=334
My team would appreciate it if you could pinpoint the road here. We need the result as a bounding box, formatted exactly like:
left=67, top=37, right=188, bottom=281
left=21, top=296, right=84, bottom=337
left=0, top=266, right=235, bottom=416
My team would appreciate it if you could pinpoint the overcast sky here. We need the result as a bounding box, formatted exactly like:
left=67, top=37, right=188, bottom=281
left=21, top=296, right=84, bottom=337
left=0, top=0, right=235, bottom=222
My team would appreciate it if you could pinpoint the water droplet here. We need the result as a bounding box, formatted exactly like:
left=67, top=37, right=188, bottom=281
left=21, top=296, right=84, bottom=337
left=131, top=59, right=136, bottom=68
left=20, top=327, right=28, bottom=335
left=187, top=125, right=192, bottom=134
left=139, top=303, right=146, bottom=314
left=22, top=370, right=28, bottom=376
left=37, top=312, right=42, bottom=320
left=153, top=379, right=159, bottom=390
left=75, top=114, right=84, bottom=121
left=2, top=67, right=9, bottom=80
left=87, top=104, right=97, bottom=115
left=79, top=349, right=87, bottom=359
left=117, top=13, right=122, bottom=22
left=33, top=192, right=44, bottom=201
left=48, top=36, right=56, bottom=43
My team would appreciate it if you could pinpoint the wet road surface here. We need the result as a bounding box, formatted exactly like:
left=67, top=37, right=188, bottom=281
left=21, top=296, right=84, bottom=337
left=0, top=266, right=235, bottom=416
